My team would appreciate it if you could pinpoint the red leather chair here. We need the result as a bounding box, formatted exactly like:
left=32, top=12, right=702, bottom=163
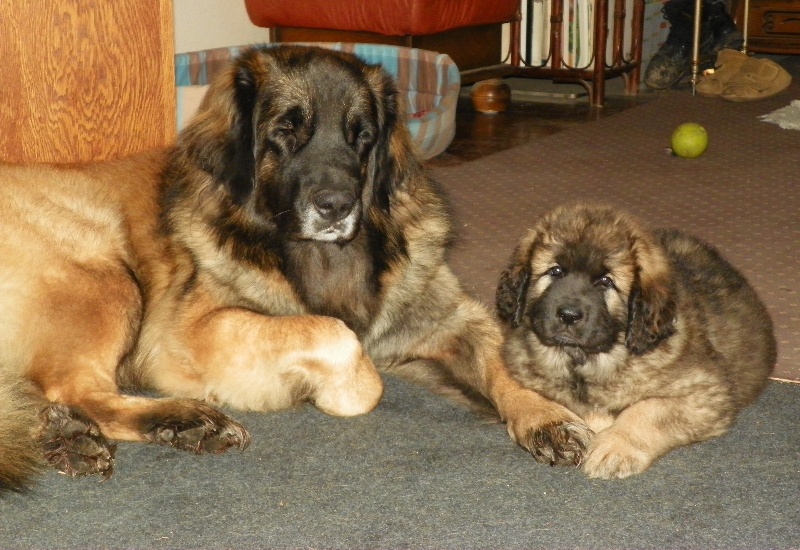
left=244, top=0, right=521, bottom=83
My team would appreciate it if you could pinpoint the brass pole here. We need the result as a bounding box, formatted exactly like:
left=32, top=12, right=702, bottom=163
left=741, top=0, right=750, bottom=53
left=690, top=0, right=703, bottom=94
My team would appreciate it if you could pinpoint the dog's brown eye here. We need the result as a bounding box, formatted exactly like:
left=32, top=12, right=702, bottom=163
left=272, top=120, right=299, bottom=152
left=352, top=125, right=376, bottom=153
left=274, top=121, right=294, bottom=137
left=595, top=275, right=615, bottom=289
left=357, top=129, right=374, bottom=145
left=546, top=266, right=565, bottom=278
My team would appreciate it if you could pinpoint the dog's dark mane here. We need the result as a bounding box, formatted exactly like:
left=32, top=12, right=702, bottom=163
left=161, top=166, right=409, bottom=334
left=161, top=155, right=410, bottom=336
left=282, top=225, right=386, bottom=335
left=278, top=187, right=410, bottom=334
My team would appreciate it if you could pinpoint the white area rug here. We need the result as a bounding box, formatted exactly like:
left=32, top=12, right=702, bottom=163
left=760, top=99, right=800, bottom=130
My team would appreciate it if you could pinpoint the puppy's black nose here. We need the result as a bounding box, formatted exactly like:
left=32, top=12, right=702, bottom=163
left=557, top=306, right=583, bottom=325
left=313, top=189, right=356, bottom=222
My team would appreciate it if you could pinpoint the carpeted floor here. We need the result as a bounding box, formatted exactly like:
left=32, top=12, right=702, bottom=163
left=1, top=64, right=798, bottom=550
left=0, top=376, right=797, bottom=549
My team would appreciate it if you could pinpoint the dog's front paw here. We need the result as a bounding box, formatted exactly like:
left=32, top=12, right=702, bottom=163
left=515, top=421, right=594, bottom=467
left=145, top=403, right=250, bottom=454
left=582, top=431, right=653, bottom=479
left=39, top=404, right=116, bottom=479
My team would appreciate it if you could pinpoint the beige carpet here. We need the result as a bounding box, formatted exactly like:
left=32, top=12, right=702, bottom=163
left=432, top=71, right=800, bottom=383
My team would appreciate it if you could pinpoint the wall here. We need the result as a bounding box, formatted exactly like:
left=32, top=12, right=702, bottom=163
left=174, top=0, right=268, bottom=53
left=642, top=0, right=670, bottom=66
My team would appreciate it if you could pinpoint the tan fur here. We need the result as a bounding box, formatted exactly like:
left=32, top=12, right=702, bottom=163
left=497, top=204, right=777, bottom=479
left=0, top=46, right=589, bottom=491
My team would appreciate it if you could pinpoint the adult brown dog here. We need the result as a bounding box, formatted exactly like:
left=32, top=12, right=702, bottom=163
left=0, top=46, right=590, bottom=492
left=496, top=204, right=776, bottom=479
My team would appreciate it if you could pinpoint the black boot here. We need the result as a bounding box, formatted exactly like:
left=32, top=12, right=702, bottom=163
left=700, top=0, right=743, bottom=67
left=644, top=0, right=742, bottom=90
left=644, top=0, right=699, bottom=90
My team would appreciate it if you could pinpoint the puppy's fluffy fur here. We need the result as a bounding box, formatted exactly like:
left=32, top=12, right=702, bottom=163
left=496, top=205, right=776, bottom=479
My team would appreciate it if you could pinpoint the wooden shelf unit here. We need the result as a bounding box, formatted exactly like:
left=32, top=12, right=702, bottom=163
left=734, top=0, right=800, bottom=55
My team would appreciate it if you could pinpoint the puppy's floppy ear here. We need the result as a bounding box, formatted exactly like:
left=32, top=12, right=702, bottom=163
left=177, top=48, right=262, bottom=203
left=496, top=236, right=536, bottom=328
left=625, top=235, right=677, bottom=355
left=363, top=65, right=418, bottom=212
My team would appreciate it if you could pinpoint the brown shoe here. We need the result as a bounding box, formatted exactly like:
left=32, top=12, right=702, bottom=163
left=720, top=57, right=792, bottom=102
left=696, top=48, right=749, bottom=97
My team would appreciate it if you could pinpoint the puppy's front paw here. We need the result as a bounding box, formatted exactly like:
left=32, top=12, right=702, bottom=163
left=516, top=421, right=594, bottom=467
left=582, top=431, right=653, bottom=479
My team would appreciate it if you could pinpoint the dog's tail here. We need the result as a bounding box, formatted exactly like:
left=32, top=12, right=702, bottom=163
left=0, top=368, right=44, bottom=493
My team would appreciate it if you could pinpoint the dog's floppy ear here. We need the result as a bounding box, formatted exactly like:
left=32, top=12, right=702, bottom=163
left=225, top=61, right=259, bottom=203
left=496, top=236, right=536, bottom=328
left=625, top=235, right=677, bottom=355
left=177, top=48, right=262, bottom=203
left=363, top=65, right=418, bottom=212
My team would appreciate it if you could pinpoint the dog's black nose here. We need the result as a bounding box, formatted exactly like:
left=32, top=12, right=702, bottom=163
left=557, top=306, right=583, bottom=325
left=313, top=189, right=356, bottom=222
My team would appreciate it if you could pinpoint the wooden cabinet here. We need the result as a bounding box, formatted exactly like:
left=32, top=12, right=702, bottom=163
left=0, top=0, right=175, bottom=163
left=734, top=0, right=800, bottom=54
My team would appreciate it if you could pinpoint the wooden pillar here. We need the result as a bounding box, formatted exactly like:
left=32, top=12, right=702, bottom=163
left=0, top=0, right=175, bottom=163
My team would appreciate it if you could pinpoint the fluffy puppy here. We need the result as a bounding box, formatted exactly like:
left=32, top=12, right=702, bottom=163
left=496, top=204, right=776, bottom=479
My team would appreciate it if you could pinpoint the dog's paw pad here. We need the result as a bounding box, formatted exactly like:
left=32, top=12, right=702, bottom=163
left=39, top=404, right=116, bottom=479
left=146, top=408, right=250, bottom=454
left=525, top=421, right=593, bottom=467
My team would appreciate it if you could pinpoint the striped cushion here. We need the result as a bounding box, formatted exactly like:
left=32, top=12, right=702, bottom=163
left=175, top=43, right=460, bottom=159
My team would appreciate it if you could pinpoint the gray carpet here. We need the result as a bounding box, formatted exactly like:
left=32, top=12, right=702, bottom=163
left=0, top=377, right=797, bottom=549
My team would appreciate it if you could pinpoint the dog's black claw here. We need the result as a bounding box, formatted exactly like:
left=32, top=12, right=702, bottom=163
left=146, top=407, right=250, bottom=454
left=525, top=422, right=593, bottom=467
left=39, top=404, right=116, bottom=479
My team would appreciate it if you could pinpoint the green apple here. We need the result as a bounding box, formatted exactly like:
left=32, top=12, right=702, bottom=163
left=670, top=123, right=708, bottom=159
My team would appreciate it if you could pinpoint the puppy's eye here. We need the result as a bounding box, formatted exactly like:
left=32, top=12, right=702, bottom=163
left=546, top=265, right=565, bottom=278
left=594, top=275, right=615, bottom=289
